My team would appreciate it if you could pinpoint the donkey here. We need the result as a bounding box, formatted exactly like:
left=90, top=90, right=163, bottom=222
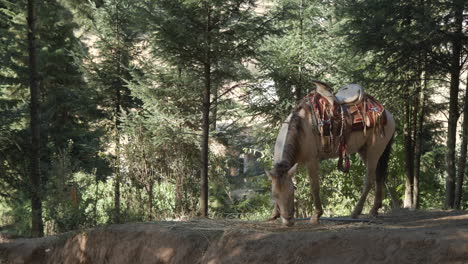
left=266, top=81, right=395, bottom=226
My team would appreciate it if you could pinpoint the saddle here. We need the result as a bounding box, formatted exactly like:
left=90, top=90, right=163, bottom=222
left=335, top=84, right=365, bottom=105
left=305, top=81, right=387, bottom=172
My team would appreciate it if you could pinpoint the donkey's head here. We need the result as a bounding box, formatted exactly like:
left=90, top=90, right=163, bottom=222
left=266, top=163, right=298, bottom=226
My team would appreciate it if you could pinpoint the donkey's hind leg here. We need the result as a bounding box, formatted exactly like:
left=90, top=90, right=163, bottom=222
left=369, top=160, right=384, bottom=217
left=351, top=149, right=377, bottom=218
left=369, top=177, right=383, bottom=217
left=370, top=136, right=394, bottom=217
left=307, top=159, right=323, bottom=224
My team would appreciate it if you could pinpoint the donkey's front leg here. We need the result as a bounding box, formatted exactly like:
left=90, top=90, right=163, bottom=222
left=267, top=203, right=280, bottom=221
left=351, top=178, right=373, bottom=218
left=351, top=153, right=376, bottom=218
left=307, top=160, right=323, bottom=224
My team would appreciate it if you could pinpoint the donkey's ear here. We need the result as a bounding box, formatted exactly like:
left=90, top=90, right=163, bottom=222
left=287, top=163, right=299, bottom=178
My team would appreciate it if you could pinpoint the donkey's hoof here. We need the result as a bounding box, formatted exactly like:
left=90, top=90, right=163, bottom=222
left=310, top=215, right=320, bottom=225
left=310, top=219, right=320, bottom=225
left=266, top=216, right=279, bottom=222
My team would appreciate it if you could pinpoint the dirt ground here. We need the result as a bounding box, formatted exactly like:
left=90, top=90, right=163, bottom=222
left=1, top=209, right=467, bottom=264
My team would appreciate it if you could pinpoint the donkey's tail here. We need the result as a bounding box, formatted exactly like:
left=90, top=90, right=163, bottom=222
left=377, top=134, right=394, bottom=182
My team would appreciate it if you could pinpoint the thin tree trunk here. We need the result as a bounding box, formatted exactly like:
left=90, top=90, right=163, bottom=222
left=114, top=171, right=121, bottom=223
left=175, top=174, right=183, bottom=215
left=147, top=181, right=154, bottom=221
left=94, top=174, right=99, bottom=226
left=413, top=72, right=428, bottom=209
left=175, top=73, right=186, bottom=216
left=445, top=0, right=463, bottom=209
left=296, top=0, right=304, bottom=101
left=114, top=77, right=122, bottom=223
left=113, top=1, right=126, bottom=222
left=454, top=76, right=468, bottom=209
left=27, top=0, right=44, bottom=237
left=403, top=87, right=414, bottom=208
left=411, top=81, right=420, bottom=210
left=386, top=183, right=401, bottom=209
left=211, top=84, right=218, bottom=131
left=136, top=184, right=143, bottom=216
left=200, top=1, right=211, bottom=217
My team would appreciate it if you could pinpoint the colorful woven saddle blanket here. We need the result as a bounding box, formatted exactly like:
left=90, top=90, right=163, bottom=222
left=305, top=92, right=386, bottom=135
left=302, top=87, right=387, bottom=172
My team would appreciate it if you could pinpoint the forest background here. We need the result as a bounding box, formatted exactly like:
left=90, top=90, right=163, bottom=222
left=0, top=0, right=466, bottom=237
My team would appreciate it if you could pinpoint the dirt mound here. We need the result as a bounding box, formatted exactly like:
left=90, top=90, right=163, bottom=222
left=1, top=210, right=467, bottom=264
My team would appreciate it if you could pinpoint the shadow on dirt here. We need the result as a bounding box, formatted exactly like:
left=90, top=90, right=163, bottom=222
left=1, top=210, right=467, bottom=264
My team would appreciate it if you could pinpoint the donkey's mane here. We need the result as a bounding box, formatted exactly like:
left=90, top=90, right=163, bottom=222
left=273, top=89, right=321, bottom=181
left=273, top=160, right=291, bottom=178
left=274, top=111, right=303, bottom=180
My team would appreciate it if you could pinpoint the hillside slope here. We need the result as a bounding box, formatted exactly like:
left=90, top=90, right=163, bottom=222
left=1, top=210, right=467, bottom=264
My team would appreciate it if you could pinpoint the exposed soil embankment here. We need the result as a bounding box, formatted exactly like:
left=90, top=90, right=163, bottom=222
left=1, top=210, right=467, bottom=264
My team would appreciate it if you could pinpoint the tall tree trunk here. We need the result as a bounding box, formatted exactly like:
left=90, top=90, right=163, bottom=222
left=210, top=84, right=218, bottom=131
left=444, top=0, right=463, bottom=209
left=413, top=72, right=428, bottom=209
left=411, top=82, right=420, bottom=209
left=93, top=174, right=99, bottom=226
left=147, top=181, right=154, bottom=221
left=403, top=87, right=414, bottom=208
left=454, top=76, right=468, bottom=209
left=114, top=72, right=122, bottom=223
left=200, top=2, right=211, bottom=217
left=175, top=174, right=183, bottom=215
left=386, top=183, right=402, bottom=208
left=296, top=0, right=304, bottom=101
left=27, top=0, right=44, bottom=237
left=113, top=44, right=122, bottom=224
left=113, top=0, right=126, bottom=222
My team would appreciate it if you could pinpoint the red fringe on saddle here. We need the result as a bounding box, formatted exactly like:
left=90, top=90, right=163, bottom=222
left=304, top=92, right=387, bottom=173
left=347, top=95, right=387, bottom=133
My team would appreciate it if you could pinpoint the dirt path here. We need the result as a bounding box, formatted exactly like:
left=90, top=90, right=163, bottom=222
left=1, top=209, right=467, bottom=264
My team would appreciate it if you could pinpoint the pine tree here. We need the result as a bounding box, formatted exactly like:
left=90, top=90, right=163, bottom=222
left=1, top=0, right=105, bottom=234
left=27, top=0, right=44, bottom=237
left=253, top=0, right=365, bottom=125
left=444, top=0, right=465, bottom=209
left=337, top=0, right=466, bottom=209
left=454, top=76, right=467, bottom=209
left=87, top=0, right=141, bottom=223
left=141, top=0, right=272, bottom=217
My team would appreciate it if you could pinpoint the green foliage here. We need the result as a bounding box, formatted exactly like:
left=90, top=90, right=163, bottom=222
left=0, top=194, right=32, bottom=236
left=0, top=0, right=465, bottom=237
left=87, top=0, right=142, bottom=116
left=43, top=145, right=99, bottom=233
left=418, top=145, right=446, bottom=208
left=122, top=64, right=202, bottom=217
left=0, top=0, right=108, bottom=236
